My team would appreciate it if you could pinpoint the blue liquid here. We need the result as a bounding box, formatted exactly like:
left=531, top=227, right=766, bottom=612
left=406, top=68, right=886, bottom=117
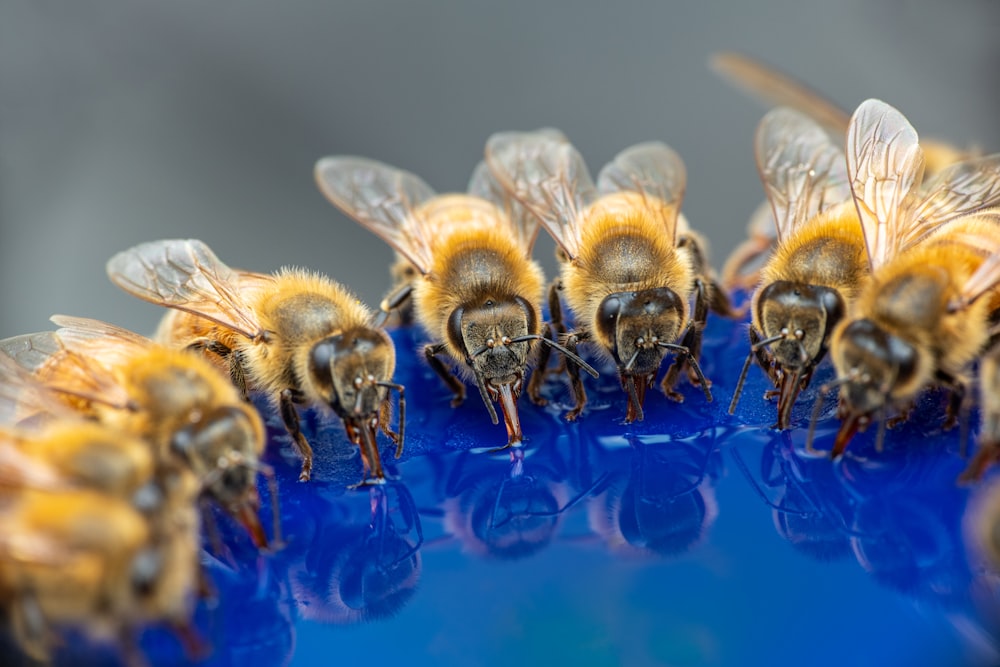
left=41, top=314, right=1000, bottom=667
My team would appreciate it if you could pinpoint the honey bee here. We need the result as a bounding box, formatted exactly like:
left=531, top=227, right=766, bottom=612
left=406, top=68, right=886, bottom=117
left=824, top=99, right=1000, bottom=457
left=0, top=415, right=203, bottom=663
left=0, top=316, right=275, bottom=547
left=106, top=239, right=405, bottom=485
left=711, top=51, right=976, bottom=288
left=313, top=155, right=596, bottom=449
left=484, top=131, right=723, bottom=422
left=726, top=106, right=864, bottom=429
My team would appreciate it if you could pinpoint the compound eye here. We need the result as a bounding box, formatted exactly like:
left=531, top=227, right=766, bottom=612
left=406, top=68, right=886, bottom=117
left=308, top=338, right=338, bottom=390
left=815, top=287, right=846, bottom=337
left=596, top=295, right=623, bottom=344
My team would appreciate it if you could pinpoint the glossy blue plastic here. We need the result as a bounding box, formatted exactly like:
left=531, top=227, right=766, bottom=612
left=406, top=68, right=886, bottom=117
left=33, top=312, right=1000, bottom=667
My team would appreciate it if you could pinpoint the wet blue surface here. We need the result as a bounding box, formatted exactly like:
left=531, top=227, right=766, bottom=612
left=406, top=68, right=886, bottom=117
left=41, top=311, right=1000, bottom=667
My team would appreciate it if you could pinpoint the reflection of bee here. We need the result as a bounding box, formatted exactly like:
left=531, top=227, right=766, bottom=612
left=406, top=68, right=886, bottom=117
left=826, top=99, right=1000, bottom=456
left=314, top=155, right=596, bottom=449
left=486, top=131, right=725, bottom=422
left=727, top=106, right=863, bottom=429
left=711, top=51, right=976, bottom=288
left=284, top=483, right=422, bottom=623
left=0, top=316, right=273, bottom=546
left=107, top=239, right=405, bottom=484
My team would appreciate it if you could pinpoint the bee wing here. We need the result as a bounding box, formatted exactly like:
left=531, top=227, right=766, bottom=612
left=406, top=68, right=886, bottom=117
left=900, top=154, right=1000, bottom=249
left=710, top=52, right=852, bottom=135
left=106, top=239, right=270, bottom=340
left=0, top=330, right=132, bottom=411
left=945, top=225, right=1000, bottom=310
left=485, top=130, right=596, bottom=260
left=754, top=107, right=850, bottom=243
left=847, top=99, right=925, bottom=271
left=314, top=157, right=438, bottom=274
left=0, top=431, right=69, bottom=490
left=596, top=142, right=687, bottom=245
left=467, top=158, right=544, bottom=254
left=0, top=353, right=78, bottom=424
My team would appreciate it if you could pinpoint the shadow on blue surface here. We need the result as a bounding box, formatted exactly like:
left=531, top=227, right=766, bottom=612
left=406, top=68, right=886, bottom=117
left=23, top=313, right=1000, bottom=667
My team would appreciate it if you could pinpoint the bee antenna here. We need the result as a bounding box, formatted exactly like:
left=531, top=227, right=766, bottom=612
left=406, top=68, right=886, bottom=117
left=623, top=348, right=641, bottom=373
left=474, top=373, right=499, bottom=425
left=751, top=333, right=785, bottom=352
left=508, top=334, right=599, bottom=378
left=657, top=342, right=713, bottom=402
left=624, top=374, right=645, bottom=422
left=795, top=340, right=810, bottom=366
left=728, top=349, right=755, bottom=414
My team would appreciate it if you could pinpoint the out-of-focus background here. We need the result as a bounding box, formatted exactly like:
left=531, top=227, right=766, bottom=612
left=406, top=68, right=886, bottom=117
left=3, top=1, right=999, bottom=339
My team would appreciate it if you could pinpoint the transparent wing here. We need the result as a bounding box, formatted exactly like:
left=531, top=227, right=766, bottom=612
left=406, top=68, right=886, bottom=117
left=945, top=225, right=1000, bottom=311
left=468, top=133, right=568, bottom=254
left=106, top=239, right=269, bottom=340
left=485, top=130, right=596, bottom=260
left=0, top=353, right=78, bottom=424
left=314, top=157, right=438, bottom=273
left=467, top=160, right=541, bottom=253
left=709, top=52, right=851, bottom=135
left=900, top=153, right=1000, bottom=250
left=755, top=107, right=850, bottom=242
left=847, top=99, right=925, bottom=271
left=596, top=142, right=687, bottom=245
left=0, top=331, right=131, bottom=410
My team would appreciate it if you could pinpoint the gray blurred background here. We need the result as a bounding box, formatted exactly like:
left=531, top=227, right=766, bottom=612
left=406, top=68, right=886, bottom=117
left=3, top=1, right=999, bottom=339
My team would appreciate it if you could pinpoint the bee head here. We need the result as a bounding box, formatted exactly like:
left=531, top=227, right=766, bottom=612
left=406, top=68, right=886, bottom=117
left=829, top=318, right=922, bottom=455
left=450, top=296, right=538, bottom=446
left=307, top=328, right=396, bottom=420
left=596, top=287, right=684, bottom=377
left=756, top=281, right=845, bottom=371
left=169, top=404, right=269, bottom=547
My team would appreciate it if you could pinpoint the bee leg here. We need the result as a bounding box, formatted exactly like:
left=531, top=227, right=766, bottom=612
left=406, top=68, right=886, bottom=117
left=721, top=237, right=769, bottom=292
left=885, top=404, right=914, bottom=429
left=168, top=619, right=210, bottom=661
left=375, top=283, right=414, bottom=328
left=748, top=326, right=781, bottom=387
left=936, top=371, right=967, bottom=431
left=279, top=389, right=313, bottom=482
left=424, top=344, right=466, bottom=407
left=706, top=275, right=741, bottom=319
left=12, top=591, right=51, bottom=664
left=118, top=628, right=151, bottom=667
left=662, top=280, right=710, bottom=395
left=186, top=339, right=251, bottom=400
left=563, top=331, right=589, bottom=421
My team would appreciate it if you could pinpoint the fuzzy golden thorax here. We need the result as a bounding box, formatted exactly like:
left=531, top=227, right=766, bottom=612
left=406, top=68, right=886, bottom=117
left=563, top=202, right=692, bottom=366
left=752, top=202, right=867, bottom=371
left=243, top=268, right=377, bottom=396
left=415, top=226, right=544, bottom=371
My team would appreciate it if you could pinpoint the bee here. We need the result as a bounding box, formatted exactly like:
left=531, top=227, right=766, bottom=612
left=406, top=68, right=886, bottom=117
left=824, top=99, right=1000, bottom=457
left=313, top=154, right=596, bottom=449
left=106, top=239, right=405, bottom=485
left=0, top=412, right=204, bottom=663
left=726, top=106, right=864, bottom=429
left=484, top=131, right=724, bottom=423
left=711, top=51, right=977, bottom=289
left=0, top=316, right=275, bottom=547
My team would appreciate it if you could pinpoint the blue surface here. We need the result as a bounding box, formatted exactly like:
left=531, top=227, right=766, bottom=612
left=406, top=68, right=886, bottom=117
left=39, top=312, right=1000, bottom=667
